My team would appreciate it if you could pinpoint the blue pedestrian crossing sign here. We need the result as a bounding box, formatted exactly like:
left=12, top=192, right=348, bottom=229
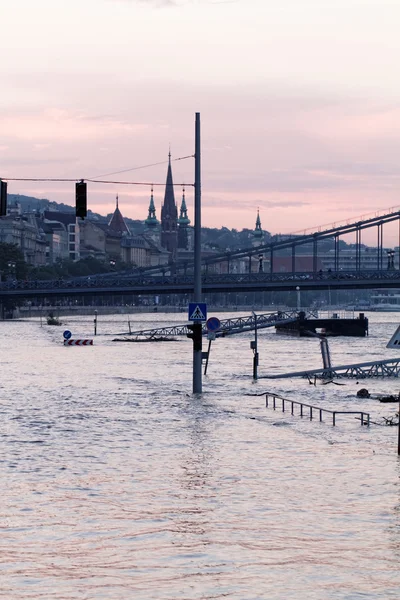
left=188, top=302, right=207, bottom=321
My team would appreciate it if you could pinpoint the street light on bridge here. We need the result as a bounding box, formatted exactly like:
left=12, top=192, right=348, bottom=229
left=7, top=261, right=16, bottom=281
left=387, top=249, right=395, bottom=270
left=258, top=253, right=263, bottom=273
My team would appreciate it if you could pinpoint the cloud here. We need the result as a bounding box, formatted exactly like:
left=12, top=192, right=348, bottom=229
left=109, top=0, right=237, bottom=5
left=109, top=0, right=183, bottom=5
left=0, top=109, right=149, bottom=142
left=2, top=78, right=400, bottom=234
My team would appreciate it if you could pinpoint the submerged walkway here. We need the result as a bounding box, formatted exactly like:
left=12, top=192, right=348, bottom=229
left=123, top=310, right=304, bottom=340
left=260, top=358, right=400, bottom=379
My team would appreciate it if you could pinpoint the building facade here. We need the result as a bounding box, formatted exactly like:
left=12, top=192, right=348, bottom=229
left=0, top=203, right=46, bottom=266
left=43, top=210, right=80, bottom=261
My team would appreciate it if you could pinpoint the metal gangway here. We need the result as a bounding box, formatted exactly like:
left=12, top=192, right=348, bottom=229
left=265, top=393, right=370, bottom=426
left=260, top=358, right=400, bottom=380
left=122, top=310, right=305, bottom=341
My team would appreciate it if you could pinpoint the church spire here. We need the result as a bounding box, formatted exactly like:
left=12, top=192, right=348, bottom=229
left=145, top=185, right=159, bottom=228
left=178, top=186, right=190, bottom=225
left=255, top=208, right=261, bottom=231
left=178, top=186, right=190, bottom=250
left=108, top=194, right=130, bottom=235
left=253, top=208, right=263, bottom=244
left=161, top=150, right=178, bottom=257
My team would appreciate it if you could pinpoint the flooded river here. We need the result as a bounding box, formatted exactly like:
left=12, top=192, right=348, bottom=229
left=0, top=311, right=399, bottom=599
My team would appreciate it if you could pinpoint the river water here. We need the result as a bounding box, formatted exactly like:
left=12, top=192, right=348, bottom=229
left=1, top=311, right=400, bottom=599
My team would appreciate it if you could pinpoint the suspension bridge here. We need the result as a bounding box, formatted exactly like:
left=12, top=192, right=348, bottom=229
left=1, top=206, right=400, bottom=301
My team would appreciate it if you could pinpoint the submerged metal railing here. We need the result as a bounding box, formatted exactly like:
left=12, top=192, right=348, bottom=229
left=265, top=394, right=370, bottom=426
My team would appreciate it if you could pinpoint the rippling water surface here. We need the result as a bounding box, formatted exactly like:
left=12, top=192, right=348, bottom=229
left=1, top=311, right=400, bottom=599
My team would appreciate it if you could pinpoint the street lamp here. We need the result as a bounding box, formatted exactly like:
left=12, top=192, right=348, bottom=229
left=387, top=249, right=395, bottom=270
left=258, top=253, right=263, bottom=273
left=7, top=261, right=16, bottom=281
left=296, top=286, right=301, bottom=312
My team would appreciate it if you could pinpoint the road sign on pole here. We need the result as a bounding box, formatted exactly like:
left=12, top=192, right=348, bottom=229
left=188, top=302, right=207, bottom=322
left=206, top=317, right=221, bottom=332
left=63, top=330, right=72, bottom=340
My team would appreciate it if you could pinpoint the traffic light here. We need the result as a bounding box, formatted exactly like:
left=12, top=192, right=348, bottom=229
left=0, top=180, right=7, bottom=216
left=186, top=322, right=202, bottom=351
left=75, top=180, right=87, bottom=219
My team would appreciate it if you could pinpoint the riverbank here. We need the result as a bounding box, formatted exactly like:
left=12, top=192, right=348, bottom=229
left=13, top=304, right=290, bottom=318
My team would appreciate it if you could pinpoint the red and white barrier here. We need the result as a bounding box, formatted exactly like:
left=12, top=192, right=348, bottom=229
left=64, top=339, right=93, bottom=346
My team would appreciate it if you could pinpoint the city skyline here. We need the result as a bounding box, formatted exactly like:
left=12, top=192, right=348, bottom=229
left=1, top=0, right=400, bottom=244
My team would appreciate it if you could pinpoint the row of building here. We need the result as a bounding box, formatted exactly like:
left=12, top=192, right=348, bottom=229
left=0, top=154, right=398, bottom=273
left=0, top=155, right=203, bottom=269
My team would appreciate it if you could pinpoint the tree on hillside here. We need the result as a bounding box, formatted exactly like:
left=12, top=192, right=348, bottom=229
left=0, top=243, right=28, bottom=280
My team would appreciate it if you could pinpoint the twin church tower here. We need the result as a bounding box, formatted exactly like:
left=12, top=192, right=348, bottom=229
left=110, top=152, right=264, bottom=261
left=144, top=152, right=190, bottom=260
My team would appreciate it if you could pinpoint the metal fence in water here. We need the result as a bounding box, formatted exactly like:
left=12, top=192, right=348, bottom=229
left=265, top=393, right=370, bottom=426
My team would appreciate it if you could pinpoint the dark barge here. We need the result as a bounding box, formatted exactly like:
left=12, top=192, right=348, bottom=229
left=275, top=311, right=368, bottom=337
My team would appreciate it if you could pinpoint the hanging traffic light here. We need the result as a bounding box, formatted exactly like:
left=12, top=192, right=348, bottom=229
left=75, top=180, right=87, bottom=219
left=0, top=180, right=7, bottom=216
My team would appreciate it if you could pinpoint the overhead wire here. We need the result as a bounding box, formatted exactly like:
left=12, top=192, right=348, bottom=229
left=1, top=153, right=195, bottom=187
left=2, top=177, right=194, bottom=186
left=88, top=154, right=194, bottom=179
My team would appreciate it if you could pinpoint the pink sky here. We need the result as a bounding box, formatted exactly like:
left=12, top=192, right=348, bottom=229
left=1, top=0, right=400, bottom=244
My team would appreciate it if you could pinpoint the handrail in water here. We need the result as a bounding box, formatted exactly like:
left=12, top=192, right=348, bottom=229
left=265, top=394, right=370, bottom=426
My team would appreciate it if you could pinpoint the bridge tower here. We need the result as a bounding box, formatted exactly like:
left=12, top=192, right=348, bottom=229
left=177, top=186, right=191, bottom=250
left=161, top=152, right=178, bottom=260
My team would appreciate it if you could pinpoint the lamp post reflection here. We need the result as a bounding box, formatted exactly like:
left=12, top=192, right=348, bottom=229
left=175, top=398, right=217, bottom=543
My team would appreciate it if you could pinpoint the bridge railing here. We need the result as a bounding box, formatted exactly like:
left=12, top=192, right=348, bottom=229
left=1, top=269, right=400, bottom=292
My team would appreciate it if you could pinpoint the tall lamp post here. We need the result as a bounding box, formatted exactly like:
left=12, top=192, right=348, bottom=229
left=387, top=249, right=395, bottom=270
left=258, top=253, right=263, bottom=273
left=7, top=261, right=16, bottom=281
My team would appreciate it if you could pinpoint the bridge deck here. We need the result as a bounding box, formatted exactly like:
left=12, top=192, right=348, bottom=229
left=2, top=269, right=400, bottom=299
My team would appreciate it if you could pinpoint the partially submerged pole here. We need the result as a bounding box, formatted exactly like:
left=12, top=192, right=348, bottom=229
left=192, top=112, right=202, bottom=393
left=204, top=337, right=212, bottom=375
left=252, top=311, right=259, bottom=380
left=398, top=393, right=400, bottom=455
left=320, top=337, right=332, bottom=370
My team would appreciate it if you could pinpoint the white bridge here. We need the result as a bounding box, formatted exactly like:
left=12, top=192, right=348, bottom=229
left=119, top=310, right=304, bottom=341
left=260, top=358, right=400, bottom=379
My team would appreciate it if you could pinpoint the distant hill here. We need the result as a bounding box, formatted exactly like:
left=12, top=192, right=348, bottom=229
left=9, top=194, right=55, bottom=212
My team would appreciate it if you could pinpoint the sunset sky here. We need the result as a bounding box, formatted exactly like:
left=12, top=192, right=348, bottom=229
left=1, top=0, right=400, bottom=242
